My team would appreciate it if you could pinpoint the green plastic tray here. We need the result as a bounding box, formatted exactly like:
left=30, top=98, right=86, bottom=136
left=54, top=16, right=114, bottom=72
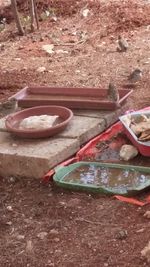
left=53, top=162, right=150, bottom=196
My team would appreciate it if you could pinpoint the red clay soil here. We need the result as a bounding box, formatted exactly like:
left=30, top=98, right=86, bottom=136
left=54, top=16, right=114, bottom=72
left=0, top=0, right=150, bottom=266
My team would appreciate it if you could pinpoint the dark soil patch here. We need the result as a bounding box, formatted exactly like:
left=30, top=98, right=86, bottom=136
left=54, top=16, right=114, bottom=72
left=0, top=176, right=150, bottom=267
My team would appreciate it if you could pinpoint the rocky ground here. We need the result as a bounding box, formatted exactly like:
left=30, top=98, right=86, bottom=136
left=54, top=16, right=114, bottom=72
left=0, top=0, right=150, bottom=266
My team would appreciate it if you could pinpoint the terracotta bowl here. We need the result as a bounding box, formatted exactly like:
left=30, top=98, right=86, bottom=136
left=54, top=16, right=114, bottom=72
left=5, top=105, right=73, bottom=138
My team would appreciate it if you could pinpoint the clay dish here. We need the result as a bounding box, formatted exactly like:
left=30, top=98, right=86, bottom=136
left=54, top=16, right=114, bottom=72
left=5, top=105, right=73, bottom=139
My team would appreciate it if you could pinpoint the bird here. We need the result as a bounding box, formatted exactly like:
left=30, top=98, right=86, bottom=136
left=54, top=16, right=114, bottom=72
left=2, top=98, right=17, bottom=110
left=128, top=68, right=142, bottom=83
left=108, top=82, right=120, bottom=104
left=117, top=35, right=128, bottom=52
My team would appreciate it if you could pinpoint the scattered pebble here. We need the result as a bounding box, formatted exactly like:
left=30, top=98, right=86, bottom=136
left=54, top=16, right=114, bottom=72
left=56, top=49, right=68, bottom=54
left=39, top=36, right=44, bottom=42
left=82, top=8, right=90, bottom=18
left=15, top=57, right=21, bottom=61
left=6, top=205, right=13, bottom=212
left=120, top=144, right=138, bottom=161
left=18, top=46, right=24, bottom=50
left=37, top=66, right=46, bottom=73
left=141, top=241, right=150, bottom=263
left=6, top=221, right=12, bottom=226
left=50, top=16, right=57, bottom=22
left=50, top=229, right=59, bottom=235
left=8, top=176, right=16, bottom=183
left=16, top=234, right=25, bottom=240
left=42, top=44, right=54, bottom=55
left=136, top=228, right=144, bottom=233
left=37, top=231, right=48, bottom=240
left=59, top=201, right=66, bottom=207
left=144, top=211, right=150, bottom=219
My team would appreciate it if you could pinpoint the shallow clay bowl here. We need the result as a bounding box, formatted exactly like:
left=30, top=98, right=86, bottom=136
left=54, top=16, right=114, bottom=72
left=5, top=105, right=73, bottom=139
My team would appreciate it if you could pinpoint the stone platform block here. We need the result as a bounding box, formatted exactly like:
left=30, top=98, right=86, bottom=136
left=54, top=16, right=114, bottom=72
left=0, top=132, right=79, bottom=178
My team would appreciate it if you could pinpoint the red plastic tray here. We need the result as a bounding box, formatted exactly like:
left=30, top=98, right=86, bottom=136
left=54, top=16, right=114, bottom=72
left=9, top=86, right=133, bottom=110
left=43, top=107, right=150, bottom=181
left=119, top=110, right=150, bottom=157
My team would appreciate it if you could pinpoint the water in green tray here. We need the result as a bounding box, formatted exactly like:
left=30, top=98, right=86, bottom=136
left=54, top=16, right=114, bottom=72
left=63, top=165, right=150, bottom=194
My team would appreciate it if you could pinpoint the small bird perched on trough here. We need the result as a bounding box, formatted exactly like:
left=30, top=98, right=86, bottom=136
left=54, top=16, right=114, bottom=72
left=117, top=35, right=128, bottom=52
left=128, top=68, right=142, bottom=84
left=108, top=82, right=120, bottom=107
left=2, top=98, right=17, bottom=110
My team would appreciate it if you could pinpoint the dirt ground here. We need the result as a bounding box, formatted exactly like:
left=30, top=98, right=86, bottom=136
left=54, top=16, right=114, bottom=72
left=0, top=0, right=150, bottom=266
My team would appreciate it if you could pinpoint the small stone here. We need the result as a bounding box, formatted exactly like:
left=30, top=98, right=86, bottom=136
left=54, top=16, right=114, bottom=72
left=104, top=263, right=109, bottom=267
left=75, top=70, right=81, bottom=73
left=18, top=46, right=24, bottom=50
left=144, top=211, right=150, bottom=219
left=6, top=205, right=13, bottom=212
left=16, top=234, right=25, bottom=240
left=141, top=241, right=150, bottom=263
left=37, top=232, right=48, bottom=240
left=42, top=44, right=54, bottom=54
left=15, top=57, right=21, bottom=61
left=6, top=221, right=12, bottom=226
left=50, top=229, right=59, bottom=235
left=59, top=201, right=66, bottom=207
left=40, top=36, right=44, bottom=42
left=37, top=66, right=46, bottom=73
left=136, top=228, right=144, bottom=233
left=9, top=177, right=16, bottom=183
left=37, top=231, right=48, bottom=240
left=82, top=8, right=90, bottom=18
left=56, top=49, right=68, bottom=54
left=50, top=16, right=57, bottom=22
left=120, top=144, right=138, bottom=161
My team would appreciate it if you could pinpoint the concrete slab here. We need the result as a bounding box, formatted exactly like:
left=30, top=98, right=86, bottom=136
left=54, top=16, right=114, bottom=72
left=59, top=115, right=105, bottom=144
left=0, top=115, right=106, bottom=145
left=0, top=104, right=128, bottom=178
left=0, top=132, right=79, bottom=178
left=73, top=104, right=129, bottom=127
